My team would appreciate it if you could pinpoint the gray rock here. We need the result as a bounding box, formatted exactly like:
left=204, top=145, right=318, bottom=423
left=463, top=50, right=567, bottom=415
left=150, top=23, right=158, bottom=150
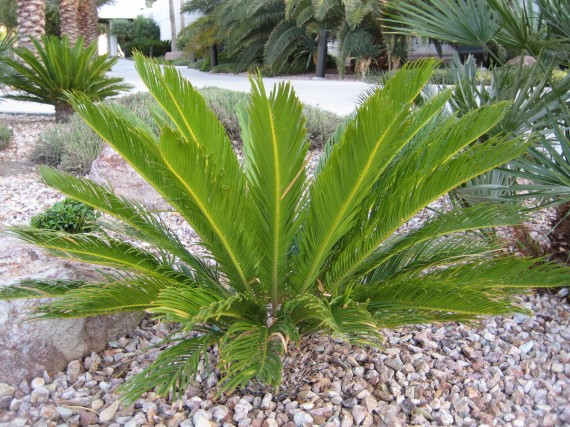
left=0, top=239, right=142, bottom=385
left=193, top=409, right=212, bottom=427
left=0, top=383, right=16, bottom=398
left=88, top=145, right=170, bottom=211
left=293, top=411, right=314, bottom=426
left=351, top=405, right=368, bottom=425
left=99, top=401, right=120, bottom=423
left=234, top=400, right=253, bottom=422
left=384, top=357, right=404, bottom=372
left=212, top=405, right=229, bottom=422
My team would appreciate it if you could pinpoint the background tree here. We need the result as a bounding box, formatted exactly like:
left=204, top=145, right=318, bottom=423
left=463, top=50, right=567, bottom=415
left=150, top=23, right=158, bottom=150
left=78, top=0, right=100, bottom=46
left=16, top=0, right=46, bottom=50
left=59, top=0, right=80, bottom=43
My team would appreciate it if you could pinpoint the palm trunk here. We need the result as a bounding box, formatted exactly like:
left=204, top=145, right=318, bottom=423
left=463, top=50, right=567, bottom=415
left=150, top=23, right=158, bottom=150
left=169, top=0, right=177, bottom=52
left=60, top=0, right=80, bottom=44
left=54, top=102, right=75, bottom=123
left=16, top=0, right=46, bottom=51
left=78, top=0, right=99, bottom=46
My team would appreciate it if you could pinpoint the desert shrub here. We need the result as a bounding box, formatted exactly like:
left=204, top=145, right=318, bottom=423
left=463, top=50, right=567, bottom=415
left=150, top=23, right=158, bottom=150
left=30, top=198, right=99, bottom=233
left=210, top=63, right=237, bottom=74
left=303, top=105, right=342, bottom=148
left=199, top=87, right=249, bottom=140
left=186, top=59, right=204, bottom=69
left=32, top=113, right=104, bottom=175
left=0, top=123, right=11, bottom=150
left=33, top=92, right=159, bottom=174
left=3, top=57, right=569, bottom=403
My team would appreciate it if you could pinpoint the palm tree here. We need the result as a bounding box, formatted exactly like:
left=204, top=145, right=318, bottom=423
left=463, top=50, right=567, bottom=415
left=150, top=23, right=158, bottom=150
left=78, top=0, right=100, bottom=46
left=2, top=56, right=569, bottom=402
left=16, top=0, right=46, bottom=50
left=59, top=0, right=80, bottom=43
left=265, top=0, right=388, bottom=76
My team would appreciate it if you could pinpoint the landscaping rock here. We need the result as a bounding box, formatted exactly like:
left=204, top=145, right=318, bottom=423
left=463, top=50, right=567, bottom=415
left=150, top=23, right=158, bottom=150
left=0, top=238, right=142, bottom=385
left=88, top=145, right=170, bottom=211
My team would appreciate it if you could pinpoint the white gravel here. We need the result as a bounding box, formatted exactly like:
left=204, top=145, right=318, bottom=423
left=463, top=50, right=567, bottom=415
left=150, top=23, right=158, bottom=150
left=0, top=114, right=569, bottom=427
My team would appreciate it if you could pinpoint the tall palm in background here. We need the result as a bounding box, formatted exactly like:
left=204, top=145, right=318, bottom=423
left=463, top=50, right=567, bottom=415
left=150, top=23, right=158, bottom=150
left=16, top=0, right=46, bottom=50
left=265, top=0, right=387, bottom=75
left=59, top=0, right=80, bottom=43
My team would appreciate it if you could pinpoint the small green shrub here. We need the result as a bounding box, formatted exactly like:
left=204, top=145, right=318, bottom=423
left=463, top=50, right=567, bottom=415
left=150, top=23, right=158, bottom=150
left=303, top=105, right=342, bottom=148
left=172, top=58, right=191, bottom=67
left=0, top=123, right=12, bottom=150
left=186, top=59, right=204, bottom=69
left=210, top=63, right=237, bottom=73
left=30, top=198, right=99, bottom=233
left=32, top=113, right=104, bottom=175
left=199, top=87, right=249, bottom=140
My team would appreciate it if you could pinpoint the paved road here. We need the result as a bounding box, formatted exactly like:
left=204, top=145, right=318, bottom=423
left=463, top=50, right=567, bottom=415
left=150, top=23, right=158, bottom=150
left=0, top=59, right=372, bottom=116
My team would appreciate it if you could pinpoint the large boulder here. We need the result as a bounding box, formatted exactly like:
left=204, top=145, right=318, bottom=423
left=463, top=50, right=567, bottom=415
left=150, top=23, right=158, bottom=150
left=0, top=238, right=142, bottom=385
left=88, top=145, right=170, bottom=211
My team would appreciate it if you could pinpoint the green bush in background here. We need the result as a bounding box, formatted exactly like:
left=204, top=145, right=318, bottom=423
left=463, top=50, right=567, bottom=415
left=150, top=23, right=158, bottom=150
left=33, top=88, right=342, bottom=175
left=30, top=198, right=99, bottom=233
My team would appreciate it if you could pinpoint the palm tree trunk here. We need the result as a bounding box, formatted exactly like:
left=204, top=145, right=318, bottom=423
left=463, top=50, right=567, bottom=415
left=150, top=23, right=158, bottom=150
left=78, top=0, right=99, bottom=46
left=60, top=0, right=80, bottom=44
left=169, top=0, right=177, bottom=52
left=16, top=0, right=46, bottom=51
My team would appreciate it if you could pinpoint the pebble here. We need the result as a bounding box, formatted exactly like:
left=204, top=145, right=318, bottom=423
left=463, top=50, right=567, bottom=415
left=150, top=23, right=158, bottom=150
left=99, top=401, right=120, bottom=423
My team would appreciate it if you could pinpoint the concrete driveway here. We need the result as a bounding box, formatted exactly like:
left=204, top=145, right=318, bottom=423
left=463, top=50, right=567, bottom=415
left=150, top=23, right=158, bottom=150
left=0, top=59, right=372, bottom=116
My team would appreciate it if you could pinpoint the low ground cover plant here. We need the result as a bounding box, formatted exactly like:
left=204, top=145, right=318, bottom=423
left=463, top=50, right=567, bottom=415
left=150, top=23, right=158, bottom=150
left=33, top=88, right=341, bottom=175
left=30, top=198, right=99, bottom=234
left=2, top=56, right=569, bottom=403
left=0, top=123, right=11, bottom=150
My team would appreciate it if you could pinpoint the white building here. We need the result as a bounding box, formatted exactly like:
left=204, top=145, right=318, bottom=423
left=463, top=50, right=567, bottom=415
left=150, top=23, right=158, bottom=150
left=98, top=0, right=200, bottom=56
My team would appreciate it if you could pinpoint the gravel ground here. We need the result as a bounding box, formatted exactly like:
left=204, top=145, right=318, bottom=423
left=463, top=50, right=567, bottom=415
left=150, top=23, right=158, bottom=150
left=0, top=114, right=569, bottom=427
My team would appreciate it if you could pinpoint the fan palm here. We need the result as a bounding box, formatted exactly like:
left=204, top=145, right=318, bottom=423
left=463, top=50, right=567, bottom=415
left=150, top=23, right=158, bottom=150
left=2, top=35, right=131, bottom=122
left=2, top=56, right=569, bottom=402
left=386, top=0, right=570, bottom=64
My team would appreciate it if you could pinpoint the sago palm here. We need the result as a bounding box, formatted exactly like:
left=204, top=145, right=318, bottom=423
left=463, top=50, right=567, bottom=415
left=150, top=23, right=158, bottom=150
left=3, top=35, right=130, bottom=122
left=2, top=55, right=569, bottom=403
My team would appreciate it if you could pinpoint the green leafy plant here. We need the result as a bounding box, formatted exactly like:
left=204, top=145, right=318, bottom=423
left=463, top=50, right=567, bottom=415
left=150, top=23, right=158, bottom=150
left=2, top=56, right=569, bottom=403
left=0, top=122, right=11, bottom=150
left=2, top=35, right=131, bottom=122
left=30, top=198, right=99, bottom=233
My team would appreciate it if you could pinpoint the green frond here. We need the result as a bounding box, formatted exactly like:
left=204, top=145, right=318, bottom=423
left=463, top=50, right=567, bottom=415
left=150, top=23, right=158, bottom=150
left=385, top=0, right=500, bottom=46
left=68, top=80, right=257, bottom=294
left=312, top=0, right=341, bottom=21
left=284, top=294, right=383, bottom=346
left=120, top=333, right=221, bottom=404
left=358, top=257, right=570, bottom=328
left=193, top=293, right=268, bottom=326
left=148, top=286, right=225, bottom=325
left=38, top=166, right=219, bottom=286
left=0, top=280, right=86, bottom=300
left=292, top=59, right=441, bottom=294
left=6, top=227, right=179, bottom=279
left=242, top=76, right=309, bottom=310
left=31, top=276, right=177, bottom=318
left=323, top=102, right=524, bottom=290
left=219, top=320, right=284, bottom=393
left=264, top=21, right=308, bottom=71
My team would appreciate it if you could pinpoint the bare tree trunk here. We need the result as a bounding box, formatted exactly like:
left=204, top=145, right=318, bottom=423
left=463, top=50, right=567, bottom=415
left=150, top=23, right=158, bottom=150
left=16, top=0, right=46, bottom=51
left=78, top=0, right=99, bottom=46
left=169, top=0, right=177, bottom=52
left=179, top=0, right=185, bottom=30
left=60, top=0, right=80, bottom=44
